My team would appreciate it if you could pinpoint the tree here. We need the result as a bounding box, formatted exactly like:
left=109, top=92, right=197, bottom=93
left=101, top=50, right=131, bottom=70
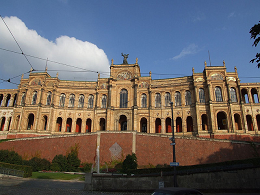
left=250, top=21, right=260, bottom=68
left=122, top=153, right=138, bottom=173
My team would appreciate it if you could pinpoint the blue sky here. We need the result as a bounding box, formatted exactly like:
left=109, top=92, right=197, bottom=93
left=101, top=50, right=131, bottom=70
left=0, top=0, right=260, bottom=89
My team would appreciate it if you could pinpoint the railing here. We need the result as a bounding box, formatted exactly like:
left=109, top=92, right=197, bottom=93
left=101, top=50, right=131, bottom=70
left=0, top=167, right=24, bottom=177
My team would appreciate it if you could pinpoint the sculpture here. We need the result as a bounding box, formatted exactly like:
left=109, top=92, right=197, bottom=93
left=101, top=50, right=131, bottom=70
left=121, top=53, right=129, bottom=64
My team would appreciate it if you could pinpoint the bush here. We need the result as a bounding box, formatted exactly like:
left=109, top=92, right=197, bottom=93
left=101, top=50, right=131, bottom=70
left=28, top=157, right=51, bottom=172
left=51, top=154, right=68, bottom=172
left=79, top=162, right=92, bottom=172
left=0, top=162, right=32, bottom=178
left=122, top=153, right=138, bottom=174
left=66, top=144, right=81, bottom=172
left=0, top=149, right=23, bottom=165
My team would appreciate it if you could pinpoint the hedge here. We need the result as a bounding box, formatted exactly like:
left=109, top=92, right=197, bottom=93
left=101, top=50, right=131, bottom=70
left=0, top=162, right=32, bottom=178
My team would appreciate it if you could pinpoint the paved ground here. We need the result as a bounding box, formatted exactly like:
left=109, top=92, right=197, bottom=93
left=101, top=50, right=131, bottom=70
left=0, top=175, right=259, bottom=195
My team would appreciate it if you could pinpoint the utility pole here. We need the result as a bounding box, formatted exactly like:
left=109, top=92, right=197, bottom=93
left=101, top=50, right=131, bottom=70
left=170, top=102, right=178, bottom=187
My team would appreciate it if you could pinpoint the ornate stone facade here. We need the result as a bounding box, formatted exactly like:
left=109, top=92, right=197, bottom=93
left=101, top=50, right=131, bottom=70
left=1, top=58, right=260, bottom=139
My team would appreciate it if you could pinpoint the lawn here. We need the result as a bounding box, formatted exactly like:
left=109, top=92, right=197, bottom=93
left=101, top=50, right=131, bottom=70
left=31, top=172, right=84, bottom=180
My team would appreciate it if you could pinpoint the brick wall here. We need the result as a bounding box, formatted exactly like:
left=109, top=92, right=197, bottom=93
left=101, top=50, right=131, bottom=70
left=0, top=132, right=259, bottom=166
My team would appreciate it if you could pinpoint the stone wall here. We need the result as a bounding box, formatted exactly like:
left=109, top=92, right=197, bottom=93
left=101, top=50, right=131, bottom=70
left=89, top=167, right=260, bottom=192
left=0, top=132, right=259, bottom=166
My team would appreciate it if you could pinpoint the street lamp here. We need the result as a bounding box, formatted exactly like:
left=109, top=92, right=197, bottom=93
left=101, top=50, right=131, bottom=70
left=170, top=102, right=177, bottom=187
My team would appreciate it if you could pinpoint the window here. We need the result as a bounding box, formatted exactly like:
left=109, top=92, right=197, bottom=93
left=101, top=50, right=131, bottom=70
left=21, top=92, right=26, bottom=105
left=175, top=91, right=181, bottom=106
left=68, top=94, right=75, bottom=107
left=120, top=89, right=128, bottom=108
left=46, top=92, right=52, bottom=106
left=251, top=88, right=259, bottom=103
left=155, top=93, right=161, bottom=108
left=215, top=87, right=223, bottom=102
left=199, top=88, right=205, bottom=103
left=32, top=91, right=37, bottom=105
left=59, top=93, right=66, bottom=107
left=185, top=91, right=191, bottom=105
left=78, top=94, right=84, bottom=108
left=88, top=95, right=94, bottom=108
left=101, top=95, right=107, bottom=108
left=241, top=88, right=249, bottom=103
left=165, top=92, right=171, bottom=107
left=230, top=88, right=237, bottom=103
left=141, top=94, right=147, bottom=108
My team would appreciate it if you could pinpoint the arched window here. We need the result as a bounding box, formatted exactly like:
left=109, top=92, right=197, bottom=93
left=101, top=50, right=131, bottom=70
left=241, top=88, right=249, bottom=103
left=88, top=95, right=94, bottom=108
left=155, top=93, right=161, bottom=108
left=217, top=111, right=227, bottom=130
left=46, top=92, right=52, bottom=106
left=141, top=94, right=147, bottom=108
left=251, top=88, right=259, bottom=103
left=199, top=88, right=205, bottom=103
left=12, top=94, right=17, bottom=107
left=165, top=92, right=171, bottom=107
left=43, top=115, right=47, bottom=130
left=59, top=94, right=66, bottom=107
left=78, top=94, right=84, bottom=108
left=230, top=88, right=237, bottom=103
left=27, top=114, right=34, bottom=130
left=0, top=94, right=3, bottom=106
left=185, top=91, right=191, bottom=106
left=21, top=92, right=26, bottom=106
left=101, top=95, right=107, bottom=108
left=215, top=87, right=223, bottom=102
left=68, top=94, right=75, bottom=108
left=5, top=94, right=11, bottom=107
left=32, top=91, right=37, bottom=105
left=120, top=89, right=128, bottom=108
left=175, top=91, right=181, bottom=106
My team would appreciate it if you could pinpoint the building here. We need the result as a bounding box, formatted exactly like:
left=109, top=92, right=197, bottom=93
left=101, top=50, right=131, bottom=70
left=0, top=56, right=260, bottom=140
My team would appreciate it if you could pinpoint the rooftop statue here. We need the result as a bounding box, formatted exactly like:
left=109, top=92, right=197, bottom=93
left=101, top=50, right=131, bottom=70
left=121, top=53, right=129, bottom=64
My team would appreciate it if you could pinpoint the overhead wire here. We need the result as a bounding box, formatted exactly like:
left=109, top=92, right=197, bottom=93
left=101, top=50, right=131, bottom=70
left=0, top=15, right=34, bottom=70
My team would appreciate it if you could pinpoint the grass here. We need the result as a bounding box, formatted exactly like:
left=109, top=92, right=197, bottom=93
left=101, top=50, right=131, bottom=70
left=31, top=172, right=85, bottom=180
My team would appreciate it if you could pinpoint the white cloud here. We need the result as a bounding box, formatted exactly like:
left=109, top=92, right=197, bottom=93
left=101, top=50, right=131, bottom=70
left=228, top=12, right=235, bottom=18
left=172, top=44, right=199, bottom=60
left=0, top=16, right=110, bottom=86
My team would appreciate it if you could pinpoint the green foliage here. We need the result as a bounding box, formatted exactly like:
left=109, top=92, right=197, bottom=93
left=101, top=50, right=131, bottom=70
left=250, top=21, right=260, bottom=68
left=51, top=154, right=68, bottom=172
left=0, top=162, right=32, bottom=178
left=66, top=144, right=81, bottom=172
left=31, top=172, right=84, bottom=180
left=28, top=157, right=51, bottom=172
left=0, top=149, right=23, bottom=165
left=79, top=162, right=92, bottom=172
left=122, top=153, right=138, bottom=174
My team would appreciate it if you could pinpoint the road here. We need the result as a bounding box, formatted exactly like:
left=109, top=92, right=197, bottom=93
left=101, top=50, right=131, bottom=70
left=0, top=175, right=259, bottom=195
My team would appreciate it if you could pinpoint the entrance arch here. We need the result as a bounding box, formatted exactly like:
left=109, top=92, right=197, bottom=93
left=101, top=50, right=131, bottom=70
left=76, top=118, right=82, bottom=133
left=201, top=114, right=208, bottom=130
left=217, top=111, right=227, bottom=130
left=100, top=118, right=106, bottom=131
left=1, top=117, right=5, bottom=131
left=234, top=114, right=242, bottom=130
left=27, top=114, right=34, bottom=130
left=56, top=117, right=62, bottom=132
left=155, top=118, right=161, bottom=133
left=119, top=115, right=127, bottom=131
left=246, top=115, right=253, bottom=131
left=165, top=117, right=171, bottom=133
left=66, top=118, right=72, bottom=132
left=140, top=117, right=147, bottom=133
left=187, top=116, right=193, bottom=132
left=86, top=119, right=92, bottom=132
left=176, top=117, right=182, bottom=132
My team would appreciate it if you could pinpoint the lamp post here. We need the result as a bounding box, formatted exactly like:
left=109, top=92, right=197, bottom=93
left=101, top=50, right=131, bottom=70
left=170, top=102, right=177, bottom=187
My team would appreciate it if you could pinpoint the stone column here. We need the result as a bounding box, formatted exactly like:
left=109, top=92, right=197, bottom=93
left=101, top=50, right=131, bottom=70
left=161, top=118, right=165, bottom=134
